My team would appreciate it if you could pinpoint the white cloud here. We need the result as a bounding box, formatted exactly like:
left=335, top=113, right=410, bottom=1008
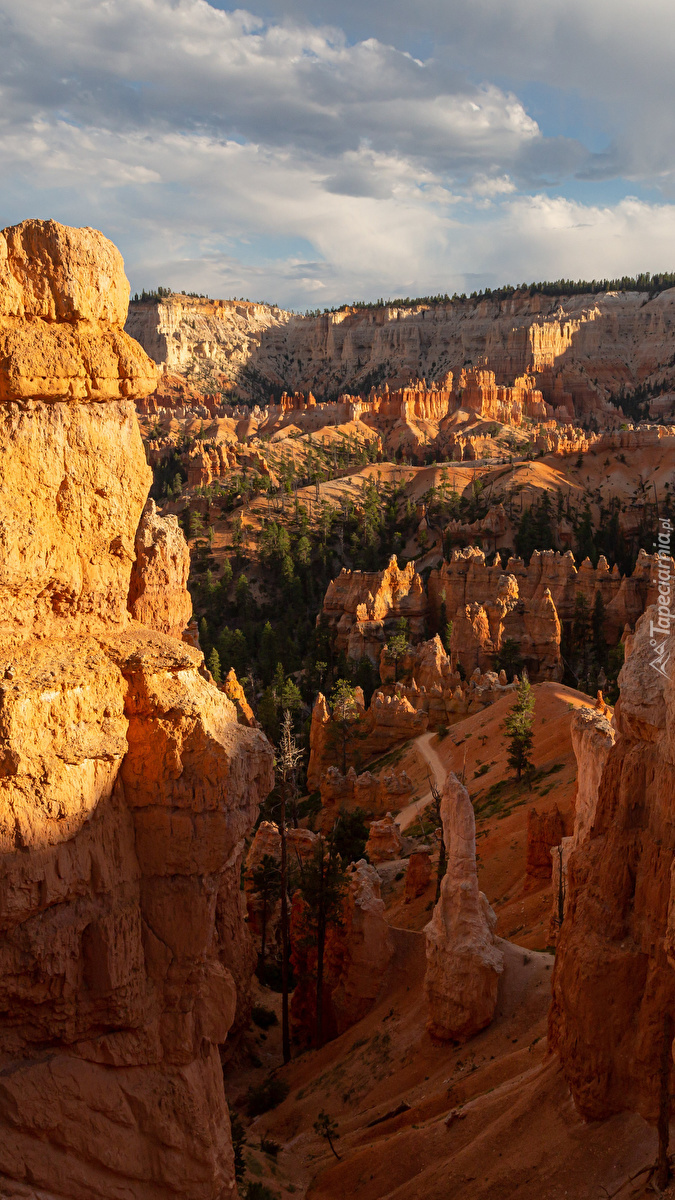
left=1, top=0, right=675, bottom=307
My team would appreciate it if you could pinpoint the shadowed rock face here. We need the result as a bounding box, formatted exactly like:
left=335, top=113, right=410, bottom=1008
left=0, top=220, right=274, bottom=1199
left=424, top=772, right=504, bottom=1042
left=549, top=606, right=675, bottom=1122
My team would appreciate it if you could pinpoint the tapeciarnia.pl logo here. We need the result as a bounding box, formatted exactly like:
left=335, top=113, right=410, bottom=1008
left=650, top=517, right=674, bottom=678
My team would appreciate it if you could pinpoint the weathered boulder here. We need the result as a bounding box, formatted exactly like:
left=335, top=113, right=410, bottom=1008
left=223, top=666, right=258, bottom=727
left=127, top=498, right=192, bottom=638
left=366, top=813, right=404, bottom=863
left=0, top=219, right=157, bottom=401
left=424, top=773, right=504, bottom=1041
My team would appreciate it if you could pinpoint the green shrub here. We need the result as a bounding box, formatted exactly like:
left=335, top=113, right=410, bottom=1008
left=245, top=1183, right=280, bottom=1200
left=251, top=1005, right=278, bottom=1030
left=246, top=1074, right=290, bottom=1117
left=260, top=1136, right=280, bottom=1159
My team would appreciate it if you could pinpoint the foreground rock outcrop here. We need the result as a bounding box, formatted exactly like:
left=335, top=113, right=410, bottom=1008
left=549, top=607, right=675, bottom=1121
left=0, top=220, right=274, bottom=1199
left=424, top=773, right=504, bottom=1041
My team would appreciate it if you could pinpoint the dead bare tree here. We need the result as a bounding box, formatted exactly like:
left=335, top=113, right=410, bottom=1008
left=428, top=772, right=446, bottom=903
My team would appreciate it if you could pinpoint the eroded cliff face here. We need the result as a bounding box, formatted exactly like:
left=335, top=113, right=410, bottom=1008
left=0, top=220, right=274, bottom=1199
left=549, top=607, right=675, bottom=1122
left=127, top=287, right=675, bottom=418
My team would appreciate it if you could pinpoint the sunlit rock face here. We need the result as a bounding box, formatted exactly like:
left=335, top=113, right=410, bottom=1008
left=549, top=606, right=675, bottom=1122
left=0, top=220, right=274, bottom=1199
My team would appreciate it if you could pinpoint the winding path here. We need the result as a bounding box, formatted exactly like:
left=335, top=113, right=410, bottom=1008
left=395, top=731, right=447, bottom=833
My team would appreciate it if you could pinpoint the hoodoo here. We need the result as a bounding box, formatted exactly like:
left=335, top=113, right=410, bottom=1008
left=0, top=221, right=274, bottom=1198
left=424, top=772, right=504, bottom=1041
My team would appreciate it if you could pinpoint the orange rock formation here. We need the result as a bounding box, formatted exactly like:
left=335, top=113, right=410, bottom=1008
left=127, top=498, right=192, bottom=638
left=549, top=606, right=675, bottom=1121
left=290, top=860, right=393, bottom=1047
left=1, top=219, right=158, bottom=402
left=365, top=813, right=404, bottom=863
left=425, top=772, right=504, bottom=1041
left=0, top=221, right=274, bottom=1198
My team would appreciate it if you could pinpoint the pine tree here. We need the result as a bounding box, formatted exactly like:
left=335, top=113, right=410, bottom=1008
left=275, top=710, right=303, bottom=1064
left=207, top=647, right=221, bottom=684
left=591, top=591, right=607, bottom=668
left=295, top=836, right=347, bottom=1047
left=313, top=1110, right=341, bottom=1160
left=250, top=854, right=281, bottom=977
left=503, top=676, right=535, bottom=781
left=330, top=680, right=359, bottom=774
left=235, top=573, right=249, bottom=611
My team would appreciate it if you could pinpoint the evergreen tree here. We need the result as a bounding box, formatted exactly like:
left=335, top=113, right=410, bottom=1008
left=295, top=836, right=347, bottom=1046
left=207, top=647, right=222, bottom=684
left=387, top=631, right=409, bottom=682
left=575, top=505, right=596, bottom=566
left=250, top=854, right=281, bottom=977
left=313, top=1111, right=341, bottom=1160
left=259, top=621, right=278, bottom=686
left=572, top=592, right=592, bottom=680
left=330, top=680, right=360, bottom=774
left=220, top=558, right=233, bottom=591
left=495, top=637, right=524, bottom=681
left=331, top=807, right=369, bottom=864
left=235, top=573, right=250, bottom=611
left=503, top=676, right=535, bottom=781
left=591, top=591, right=607, bottom=668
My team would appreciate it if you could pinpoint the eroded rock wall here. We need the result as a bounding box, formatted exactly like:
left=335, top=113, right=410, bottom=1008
left=549, top=608, right=675, bottom=1122
left=0, top=220, right=274, bottom=1199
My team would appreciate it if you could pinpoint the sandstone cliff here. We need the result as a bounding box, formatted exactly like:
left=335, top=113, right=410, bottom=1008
left=549, top=607, right=675, bottom=1121
left=127, top=288, right=675, bottom=420
left=0, top=221, right=274, bottom=1199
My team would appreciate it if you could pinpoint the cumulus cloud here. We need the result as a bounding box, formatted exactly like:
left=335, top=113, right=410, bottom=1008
left=1, top=0, right=675, bottom=306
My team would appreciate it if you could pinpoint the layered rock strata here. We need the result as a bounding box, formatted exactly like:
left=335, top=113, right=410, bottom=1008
left=549, top=608, right=675, bottom=1121
left=424, top=772, right=504, bottom=1041
left=127, top=288, right=675, bottom=423
left=549, top=705, right=615, bottom=936
left=0, top=220, right=274, bottom=1199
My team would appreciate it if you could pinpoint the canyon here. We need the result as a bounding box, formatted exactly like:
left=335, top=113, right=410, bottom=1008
left=3, top=218, right=675, bottom=1200
left=127, top=288, right=675, bottom=423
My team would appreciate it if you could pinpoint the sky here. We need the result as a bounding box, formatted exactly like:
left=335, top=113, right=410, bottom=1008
left=3, top=0, right=675, bottom=308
